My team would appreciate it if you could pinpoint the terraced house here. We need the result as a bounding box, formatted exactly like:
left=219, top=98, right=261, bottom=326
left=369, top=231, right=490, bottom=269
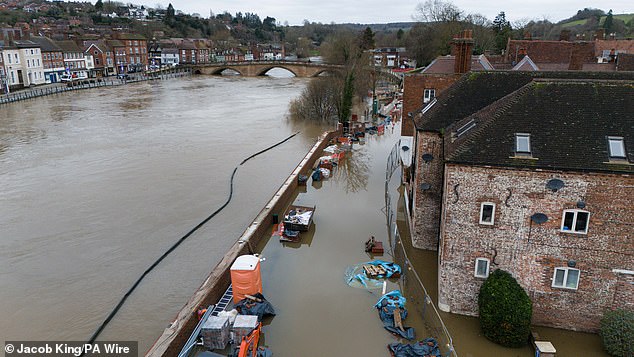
left=407, top=71, right=634, bottom=332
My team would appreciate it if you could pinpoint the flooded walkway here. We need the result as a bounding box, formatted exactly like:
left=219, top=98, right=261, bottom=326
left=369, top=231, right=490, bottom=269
left=256, top=120, right=432, bottom=357
left=250, top=116, right=608, bottom=356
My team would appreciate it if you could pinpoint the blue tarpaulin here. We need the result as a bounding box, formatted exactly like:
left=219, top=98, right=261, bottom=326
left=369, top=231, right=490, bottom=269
left=388, top=338, right=442, bottom=357
left=375, top=290, right=415, bottom=340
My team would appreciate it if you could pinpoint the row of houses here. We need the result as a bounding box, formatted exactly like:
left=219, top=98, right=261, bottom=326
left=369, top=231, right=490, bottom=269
left=400, top=30, right=633, bottom=333
left=0, top=29, right=289, bottom=92
left=0, top=33, right=149, bottom=91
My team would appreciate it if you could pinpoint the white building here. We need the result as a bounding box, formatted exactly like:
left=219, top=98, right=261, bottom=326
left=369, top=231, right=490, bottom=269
left=160, top=48, right=179, bottom=67
left=3, top=41, right=45, bottom=88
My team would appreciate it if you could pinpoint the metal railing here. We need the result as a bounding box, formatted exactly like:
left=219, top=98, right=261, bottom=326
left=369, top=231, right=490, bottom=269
left=0, top=68, right=191, bottom=106
left=384, top=141, right=457, bottom=357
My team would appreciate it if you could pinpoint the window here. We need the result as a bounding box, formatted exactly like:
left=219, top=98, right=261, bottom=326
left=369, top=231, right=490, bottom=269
left=516, top=133, right=531, bottom=154
left=474, top=258, right=490, bottom=278
left=552, top=267, right=580, bottom=289
left=479, top=203, right=495, bottom=225
left=561, top=210, right=589, bottom=234
left=423, top=88, right=435, bottom=104
left=608, top=136, right=626, bottom=159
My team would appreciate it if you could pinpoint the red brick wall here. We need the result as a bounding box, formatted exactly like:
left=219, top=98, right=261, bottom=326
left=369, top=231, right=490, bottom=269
left=411, top=131, right=444, bottom=250
left=402, top=74, right=460, bottom=136
left=437, top=164, right=633, bottom=332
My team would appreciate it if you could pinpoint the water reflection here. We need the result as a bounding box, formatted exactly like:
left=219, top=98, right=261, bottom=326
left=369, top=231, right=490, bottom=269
left=334, top=147, right=371, bottom=193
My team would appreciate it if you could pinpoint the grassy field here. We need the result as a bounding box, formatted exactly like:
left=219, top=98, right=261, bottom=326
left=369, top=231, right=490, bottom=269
left=561, top=13, right=633, bottom=28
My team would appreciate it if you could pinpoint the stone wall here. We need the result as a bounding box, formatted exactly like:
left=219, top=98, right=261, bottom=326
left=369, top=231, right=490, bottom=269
left=437, top=164, right=633, bottom=332
left=411, top=131, right=444, bottom=250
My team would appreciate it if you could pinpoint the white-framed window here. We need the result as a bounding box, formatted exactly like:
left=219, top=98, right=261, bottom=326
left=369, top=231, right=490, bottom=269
left=608, top=136, right=626, bottom=159
left=479, top=202, right=496, bottom=225
left=561, top=209, right=590, bottom=234
left=552, top=267, right=580, bottom=289
left=423, top=88, right=435, bottom=104
left=474, top=258, right=490, bottom=278
left=515, top=133, right=531, bottom=154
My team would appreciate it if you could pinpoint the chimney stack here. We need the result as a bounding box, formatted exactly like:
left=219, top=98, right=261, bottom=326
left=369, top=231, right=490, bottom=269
left=595, top=28, right=605, bottom=40
left=518, top=48, right=527, bottom=61
left=452, top=29, right=474, bottom=74
left=559, top=29, right=571, bottom=42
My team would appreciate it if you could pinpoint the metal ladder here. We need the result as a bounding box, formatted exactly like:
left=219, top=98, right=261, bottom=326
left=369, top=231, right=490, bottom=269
left=211, top=284, right=233, bottom=316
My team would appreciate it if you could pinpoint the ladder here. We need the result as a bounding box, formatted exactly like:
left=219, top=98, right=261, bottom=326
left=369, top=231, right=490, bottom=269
left=211, top=284, right=233, bottom=316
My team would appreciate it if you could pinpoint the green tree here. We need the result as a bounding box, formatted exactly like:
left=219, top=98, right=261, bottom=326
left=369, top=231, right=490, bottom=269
left=166, top=3, right=175, bottom=18
left=603, top=9, right=614, bottom=34
left=600, top=309, right=634, bottom=357
left=478, top=269, right=533, bottom=347
left=396, top=28, right=404, bottom=40
left=95, top=0, right=103, bottom=11
left=359, top=27, right=375, bottom=50
left=492, top=11, right=512, bottom=53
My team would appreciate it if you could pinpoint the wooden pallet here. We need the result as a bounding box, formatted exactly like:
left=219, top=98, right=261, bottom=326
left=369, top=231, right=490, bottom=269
left=363, top=264, right=387, bottom=278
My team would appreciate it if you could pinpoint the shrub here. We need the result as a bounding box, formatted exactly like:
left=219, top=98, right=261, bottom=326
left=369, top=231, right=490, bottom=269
left=478, top=269, right=533, bottom=347
left=600, top=309, right=634, bottom=357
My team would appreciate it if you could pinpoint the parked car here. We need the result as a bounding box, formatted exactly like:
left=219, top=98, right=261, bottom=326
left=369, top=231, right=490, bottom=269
left=117, top=74, right=130, bottom=80
left=60, top=74, right=72, bottom=82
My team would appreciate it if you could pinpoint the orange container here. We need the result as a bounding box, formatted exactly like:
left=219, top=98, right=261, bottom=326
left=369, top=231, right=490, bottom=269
left=230, top=255, right=263, bottom=304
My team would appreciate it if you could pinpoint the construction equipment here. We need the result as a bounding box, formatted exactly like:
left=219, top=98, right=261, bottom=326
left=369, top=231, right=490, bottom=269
left=237, top=322, right=262, bottom=357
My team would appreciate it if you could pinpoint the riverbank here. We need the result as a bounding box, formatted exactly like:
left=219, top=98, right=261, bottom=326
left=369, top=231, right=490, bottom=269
left=0, top=67, right=191, bottom=106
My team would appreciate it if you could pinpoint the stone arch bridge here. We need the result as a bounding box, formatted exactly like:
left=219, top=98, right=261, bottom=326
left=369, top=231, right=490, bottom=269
left=191, top=61, right=343, bottom=77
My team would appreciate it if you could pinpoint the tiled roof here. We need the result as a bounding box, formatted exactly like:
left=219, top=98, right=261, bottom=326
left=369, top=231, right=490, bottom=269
left=415, top=71, right=634, bottom=133
left=421, top=55, right=492, bottom=74
left=30, top=36, right=61, bottom=52
left=56, top=40, right=81, bottom=53
left=106, top=39, right=125, bottom=48
left=116, top=33, right=146, bottom=40
left=444, top=79, right=634, bottom=174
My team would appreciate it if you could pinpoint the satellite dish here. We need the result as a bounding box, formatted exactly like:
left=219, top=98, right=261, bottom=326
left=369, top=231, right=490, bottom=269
left=576, top=201, right=586, bottom=209
left=420, top=183, right=431, bottom=191
left=402, top=145, right=410, bottom=151
left=422, top=153, right=433, bottom=162
left=531, top=213, right=548, bottom=224
left=546, top=179, right=565, bottom=192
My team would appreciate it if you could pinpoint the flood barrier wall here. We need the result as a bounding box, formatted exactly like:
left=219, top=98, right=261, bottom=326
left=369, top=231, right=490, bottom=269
left=146, top=127, right=341, bottom=357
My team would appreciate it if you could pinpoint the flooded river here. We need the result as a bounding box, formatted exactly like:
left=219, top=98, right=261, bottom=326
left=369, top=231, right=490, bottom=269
left=0, top=72, right=609, bottom=356
left=0, top=73, right=329, bottom=352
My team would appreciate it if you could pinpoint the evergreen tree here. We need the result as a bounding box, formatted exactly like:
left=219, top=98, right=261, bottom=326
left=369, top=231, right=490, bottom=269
left=359, top=27, right=375, bottom=50
left=95, top=0, right=103, bottom=11
left=492, top=11, right=512, bottom=54
left=167, top=3, right=175, bottom=18
left=603, top=9, right=614, bottom=33
left=396, top=28, right=404, bottom=40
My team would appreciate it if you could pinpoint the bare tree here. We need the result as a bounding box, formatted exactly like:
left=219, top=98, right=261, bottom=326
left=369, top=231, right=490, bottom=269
left=414, top=0, right=464, bottom=23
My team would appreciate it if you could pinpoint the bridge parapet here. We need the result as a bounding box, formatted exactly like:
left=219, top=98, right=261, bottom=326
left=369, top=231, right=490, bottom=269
left=192, top=60, right=343, bottom=78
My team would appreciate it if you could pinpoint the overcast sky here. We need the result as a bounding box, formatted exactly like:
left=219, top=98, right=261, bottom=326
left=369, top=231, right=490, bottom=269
left=156, top=1, right=633, bottom=25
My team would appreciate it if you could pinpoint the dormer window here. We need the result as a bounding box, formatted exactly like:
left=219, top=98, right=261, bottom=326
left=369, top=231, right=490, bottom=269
left=515, top=133, right=531, bottom=154
left=423, top=89, right=435, bottom=104
left=608, top=136, right=626, bottom=159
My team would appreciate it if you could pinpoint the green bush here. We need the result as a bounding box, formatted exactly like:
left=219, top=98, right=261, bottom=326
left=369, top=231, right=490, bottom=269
left=600, top=309, right=634, bottom=357
left=478, top=269, right=533, bottom=347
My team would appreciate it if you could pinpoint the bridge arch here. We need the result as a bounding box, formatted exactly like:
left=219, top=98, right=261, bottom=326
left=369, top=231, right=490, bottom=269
left=207, top=67, right=245, bottom=76
left=254, top=66, right=298, bottom=77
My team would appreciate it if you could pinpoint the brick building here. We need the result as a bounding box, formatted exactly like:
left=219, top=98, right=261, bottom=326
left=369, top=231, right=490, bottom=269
left=407, top=71, right=634, bottom=332
left=56, top=40, right=87, bottom=78
left=402, top=30, right=493, bottom=136
left=112, top=33, right=148, bottom=73
left=30, top=36, right=64, bottom=83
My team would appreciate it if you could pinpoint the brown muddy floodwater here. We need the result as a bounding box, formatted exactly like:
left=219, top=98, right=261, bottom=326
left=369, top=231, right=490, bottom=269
left=0, top=73, right=330, bottom=352
left=1, top=73, right=609, bottom=357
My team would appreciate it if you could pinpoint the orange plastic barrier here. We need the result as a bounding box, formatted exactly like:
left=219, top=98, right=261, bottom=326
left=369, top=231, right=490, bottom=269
left=230, top=255, right=263, bottom=304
